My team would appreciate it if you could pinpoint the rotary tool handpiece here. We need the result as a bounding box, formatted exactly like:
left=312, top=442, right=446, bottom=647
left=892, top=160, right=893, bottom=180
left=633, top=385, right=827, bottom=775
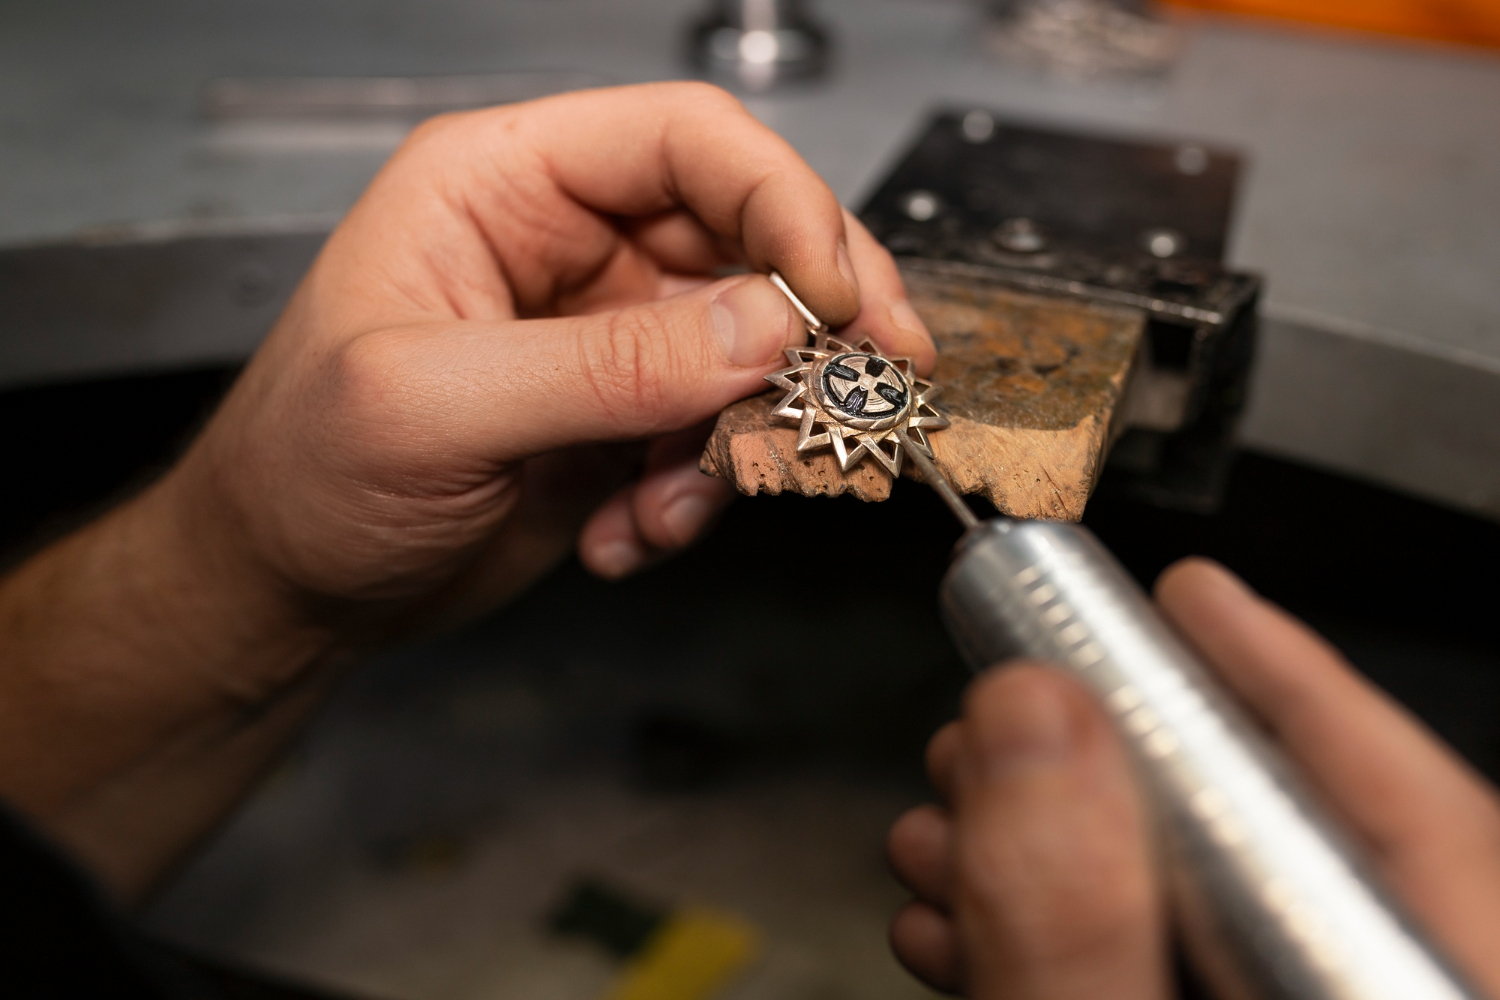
left=939, top=518, right=1482, bottom=1000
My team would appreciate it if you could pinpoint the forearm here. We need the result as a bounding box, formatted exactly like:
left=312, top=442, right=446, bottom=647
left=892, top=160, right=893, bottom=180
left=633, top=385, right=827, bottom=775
left=0, top=473, right=341, bottom=900
left=0, top=83, right=934, bottom=906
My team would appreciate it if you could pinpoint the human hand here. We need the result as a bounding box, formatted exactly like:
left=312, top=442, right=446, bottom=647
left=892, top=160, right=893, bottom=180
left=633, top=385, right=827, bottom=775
left=0, top=82, right=937, bottom=895
left=886, top=558, right=1500, bottom=998
left=159, top=81, right=934, bottom=640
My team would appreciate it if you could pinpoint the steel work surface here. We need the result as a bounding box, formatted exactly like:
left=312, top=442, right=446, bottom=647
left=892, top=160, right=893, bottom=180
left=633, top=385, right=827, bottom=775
left=2, top=0, right=1499, bottom=517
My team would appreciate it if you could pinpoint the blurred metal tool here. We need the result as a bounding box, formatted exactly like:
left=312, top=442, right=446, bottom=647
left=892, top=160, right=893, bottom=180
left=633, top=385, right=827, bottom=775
left=687, top=0, right=830, bottom=92
left=982, top=0, right=1179, bottom=78
left=941, top=519, right=1485, bottom=999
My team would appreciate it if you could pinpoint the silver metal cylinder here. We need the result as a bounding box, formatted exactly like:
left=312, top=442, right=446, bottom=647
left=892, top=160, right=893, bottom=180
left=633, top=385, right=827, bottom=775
left=940, top=518, right=1483, bottom=1000
left=686, top=0, right=830, bottom=92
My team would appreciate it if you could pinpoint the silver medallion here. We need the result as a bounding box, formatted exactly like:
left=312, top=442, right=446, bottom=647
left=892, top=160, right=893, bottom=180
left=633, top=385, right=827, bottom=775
left=764, top=274, right=950, bottom=476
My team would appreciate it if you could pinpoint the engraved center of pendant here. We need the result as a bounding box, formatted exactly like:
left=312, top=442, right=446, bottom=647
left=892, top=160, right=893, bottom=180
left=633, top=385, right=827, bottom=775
left=819, top=352, right=910, bottom=425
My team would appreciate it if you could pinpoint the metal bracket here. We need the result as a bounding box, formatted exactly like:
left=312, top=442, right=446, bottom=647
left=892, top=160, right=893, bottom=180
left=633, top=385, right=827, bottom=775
left=859, top=109, right=1262, bottom=512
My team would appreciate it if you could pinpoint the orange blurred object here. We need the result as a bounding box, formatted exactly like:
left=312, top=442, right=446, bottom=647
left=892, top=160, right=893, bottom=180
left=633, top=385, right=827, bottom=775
left=1162, top=0, right=1500, bottom=48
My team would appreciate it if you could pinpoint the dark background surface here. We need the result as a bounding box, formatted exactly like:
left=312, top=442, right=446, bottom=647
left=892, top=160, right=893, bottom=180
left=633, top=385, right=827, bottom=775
left=4, top=364, right=1497, bottom=1000
left=4, top=364, right=1497, bottom=783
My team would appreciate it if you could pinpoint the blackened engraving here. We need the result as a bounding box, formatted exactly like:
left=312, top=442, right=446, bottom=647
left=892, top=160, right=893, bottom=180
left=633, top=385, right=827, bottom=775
left=820, top=353, right=910, bottom=422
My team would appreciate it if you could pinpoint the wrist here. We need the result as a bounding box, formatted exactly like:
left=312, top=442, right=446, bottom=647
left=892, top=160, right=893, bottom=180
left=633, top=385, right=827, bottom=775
left=0, top=470, right=351, bottom=897
left=0, top=471, right=340, bottom=816
left=132, top=465, right=343, bottom=703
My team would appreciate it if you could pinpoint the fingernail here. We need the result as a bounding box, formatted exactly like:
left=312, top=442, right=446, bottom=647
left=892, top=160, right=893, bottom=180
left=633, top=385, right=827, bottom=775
left=836, top=240, right=861, bottom=299
left=661, top=493, right=714, bottom=547
left=976, top=677, right=1076, bottom=773
left=889, top=299, right=930, bottom=342
left=712, top=277, right=797, bottom=367
left=591, top=540, right=645, bottom=580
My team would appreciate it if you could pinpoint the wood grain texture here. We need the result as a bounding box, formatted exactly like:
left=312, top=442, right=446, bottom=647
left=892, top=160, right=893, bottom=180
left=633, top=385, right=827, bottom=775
left=699, top=267, right=1144, bottom=520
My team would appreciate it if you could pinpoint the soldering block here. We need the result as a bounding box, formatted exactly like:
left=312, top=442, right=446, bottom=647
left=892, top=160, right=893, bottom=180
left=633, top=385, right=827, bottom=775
left=699, top=266, right=1144, bottom=520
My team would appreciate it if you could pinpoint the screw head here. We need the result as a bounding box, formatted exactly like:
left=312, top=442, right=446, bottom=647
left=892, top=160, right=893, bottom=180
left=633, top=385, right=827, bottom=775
left=961, top=110, right=995, bottom=143
left=994, top=217, right=1046, bottom=253
left=1174, top=144, right=1209, bottom=176
left=900, top=189, right=943, bottom=222
left=1142, top=227, right=1184, bottom=258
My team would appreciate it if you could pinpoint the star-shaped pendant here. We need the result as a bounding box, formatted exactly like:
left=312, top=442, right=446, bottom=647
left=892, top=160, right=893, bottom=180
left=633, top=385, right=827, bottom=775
left=765, top=330, right=950, bottom=476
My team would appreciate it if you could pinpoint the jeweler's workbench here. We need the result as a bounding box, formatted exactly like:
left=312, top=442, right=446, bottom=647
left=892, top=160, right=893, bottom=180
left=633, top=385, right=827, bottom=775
left=2, top=6, right=1497, bottom=999
left=2, top=0, right=1499, bottom=518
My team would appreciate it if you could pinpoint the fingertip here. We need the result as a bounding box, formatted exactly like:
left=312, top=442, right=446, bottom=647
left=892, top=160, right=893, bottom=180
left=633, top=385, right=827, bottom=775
left=775, top=260, right=862, bottom=329
left=888, top=804, right=955, bottom=910
left=578, top=488, right=649, bottom=580
left=962, top=664, right=1092, bottom=771
left=890, top=902, right=963, bottom=995
left=966, top=661, right=1085, bottom=711
left=1153, top=556, right=1244, bottom=603
left=836, top=238, right=861, bottom=300
left=1153, top=559, right=1266, bottom=649
left=838, top=211, right=936, bottom=372
left=926, top=721, right=961, bottom=799
left=632, top=461, right=733, bottom=550
left=583, top=537, right=647, bottom=580
left=889, top=803, right=948, bottom=851
left=711, top=274, right=801, bottom=368
left=887, top=299, right=938, bottom=376
left=740, top=193, right=860, bottom=328
left=660, top=493, right=715, bottom=546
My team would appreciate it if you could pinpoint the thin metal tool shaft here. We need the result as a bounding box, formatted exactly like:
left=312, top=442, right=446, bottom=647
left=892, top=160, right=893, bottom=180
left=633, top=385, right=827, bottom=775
left=896, top=427, right=980, bottom=530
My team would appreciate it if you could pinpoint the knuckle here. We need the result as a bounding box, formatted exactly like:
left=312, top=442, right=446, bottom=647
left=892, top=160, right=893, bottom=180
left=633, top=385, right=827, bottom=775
left=330, top=330, right=405, bottom=401
left=578, top=310, right=679, bottom=423
left=401, top=106, right=517, bottom=160
left=925, top=723, right=960, bottom=784
left=658, top=79, right=741, bottom=112
left=402, top=110, right=469, bottom=151
left=325, top=331, right=430, bottom=442
left=966, top=665, right=1074, bottom=724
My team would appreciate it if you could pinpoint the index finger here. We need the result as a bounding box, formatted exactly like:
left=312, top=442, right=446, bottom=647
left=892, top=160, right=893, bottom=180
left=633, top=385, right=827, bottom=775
left=494, top=82, right=863, bottom=325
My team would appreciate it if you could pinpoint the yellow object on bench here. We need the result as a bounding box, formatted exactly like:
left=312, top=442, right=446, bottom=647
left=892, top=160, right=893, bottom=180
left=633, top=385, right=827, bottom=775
left=606, top=909, right=761, bottom=1000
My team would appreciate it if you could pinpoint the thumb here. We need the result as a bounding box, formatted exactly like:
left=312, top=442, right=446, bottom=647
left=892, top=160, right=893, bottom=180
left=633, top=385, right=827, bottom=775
left=386, top=274, right=803, bottom=462
left=951, top=666, right=1169, bottom=1000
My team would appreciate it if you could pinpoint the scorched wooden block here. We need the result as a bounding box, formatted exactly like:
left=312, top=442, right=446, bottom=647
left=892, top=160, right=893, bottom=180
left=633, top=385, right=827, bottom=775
left=699, top=266, right=1144, bottom=520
